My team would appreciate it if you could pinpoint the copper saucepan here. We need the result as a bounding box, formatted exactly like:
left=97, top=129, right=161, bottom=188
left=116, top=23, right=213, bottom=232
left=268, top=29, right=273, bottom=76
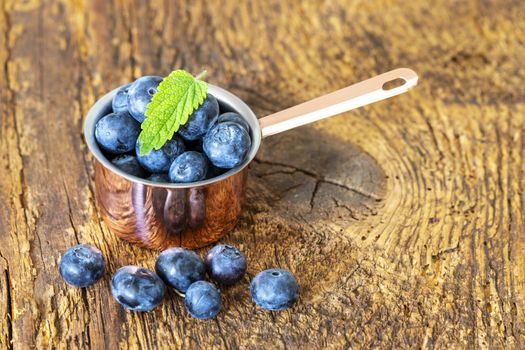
left=84, top=68, right=418, bottom=249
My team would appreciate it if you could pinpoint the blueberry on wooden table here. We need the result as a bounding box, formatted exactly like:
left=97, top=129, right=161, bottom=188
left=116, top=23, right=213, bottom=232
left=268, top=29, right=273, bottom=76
left=127, top=76, right=163, bottom=122
left=94, top=111, right=140, bottom=155
left=111, top=266, right=166, bottom=312
left=112, top=83, right=132, bottom=114
left=178, top=94, right=220, bottom=141
left=203, top=122, right=251, bottom=169
left=59, top=244, right=105, bottom=288
left=155, top=248, right=206, bottom=293
left=205, top=244, right=247, bottom=285
left=168, top=151, right=208, bottom=183
left=250, top=269, right=299, bottom=311
left=111, top=155, right=146, bottom=178
left=217, top=112, right=250, bottom=133
left=136, top=135, right=185, bottom=173
left=184, top=281, right=222, bottom=319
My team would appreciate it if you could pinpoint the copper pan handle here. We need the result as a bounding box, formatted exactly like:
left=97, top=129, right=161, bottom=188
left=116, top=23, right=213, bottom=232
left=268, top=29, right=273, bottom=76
left=258, top=68, right=418, bottom=138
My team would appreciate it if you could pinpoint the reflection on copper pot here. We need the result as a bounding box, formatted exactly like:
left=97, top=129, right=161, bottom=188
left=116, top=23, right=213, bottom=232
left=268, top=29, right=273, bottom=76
left=95, top=161, right=247, bottom=250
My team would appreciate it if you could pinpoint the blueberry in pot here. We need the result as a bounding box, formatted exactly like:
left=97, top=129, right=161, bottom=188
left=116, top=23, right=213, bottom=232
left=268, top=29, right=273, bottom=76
left=250, top=268, right=299, bottom=311
left=147, top=173, right=170, bottom=182
left=111, top=155, right=146, bottom=178
left=178, top=94, right=219, bottom=141
left=155, top=248, right=206, bottom=293
left=112, top=83, right=132, bottom=113
left=203, top=122, right=251, bottom=169
left=184, top=281, right=221, bottom=319
left=59, top=244, right=105, bottom=288
left=136, top=135, right=185, bottom=173
left=111, top=266, right=166, bottom=312
left=95, top=112, right=140, bottom=155
left=217, top=112, right=250, bottom=133
left=205, top=245, right=247, bottom=285
left=127, top=76, right=163, bottom=122
left=168, top=151, right=208, bottom=183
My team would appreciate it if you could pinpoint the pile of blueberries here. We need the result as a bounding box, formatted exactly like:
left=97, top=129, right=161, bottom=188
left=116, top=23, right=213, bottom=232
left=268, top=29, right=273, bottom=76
left=95, top=76, right=252, bottom=182
left=59, top=244, right=299, bottom=319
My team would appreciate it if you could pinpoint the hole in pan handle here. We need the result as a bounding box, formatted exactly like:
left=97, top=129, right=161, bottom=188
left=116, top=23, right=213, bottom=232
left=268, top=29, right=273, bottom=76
left=258, top=68, right=418, bottom=138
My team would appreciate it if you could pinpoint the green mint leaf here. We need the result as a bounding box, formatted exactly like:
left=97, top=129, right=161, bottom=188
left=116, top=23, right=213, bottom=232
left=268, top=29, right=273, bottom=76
left=138, top=70, right=208, bottom=155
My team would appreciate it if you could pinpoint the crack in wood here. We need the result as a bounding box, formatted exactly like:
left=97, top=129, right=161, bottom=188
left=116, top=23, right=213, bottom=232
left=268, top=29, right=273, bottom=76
left=62, top=179, right=81, bottom=243
left=309, top=180, right=320, bottom=210
left=332, top=197, right=359, bottom=221
left=79, top=289, right=92, bottom=349
left=214, top=319, right=230, bottom=350
left=1, top=4, right=30, bottom=347
left=431, top=243, right=460, bottom=260
left=253, top=158, right=383, bottom=201
left=0, top=253, right=13, bottom=350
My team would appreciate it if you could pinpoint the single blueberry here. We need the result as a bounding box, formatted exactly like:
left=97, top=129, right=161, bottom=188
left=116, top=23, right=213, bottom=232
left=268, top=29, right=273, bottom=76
left=59, top=244, right=105, bottom=288
left=168, top=151, right=208, bottom=183
left=250, top=268, right=299, bottom=311
left=111, top=266, right=166, bottom=312
left=111, top=155, right=146, bottom=178
left=155, top=248, right=206, bottom=292
left=95, top=112, right=141, bottom=155
left=178, top=94, right=219, bottom=141
left=203, top=122, right=251, bottom=169
left=205, top=245, right=247, bottom=285
left=147, top=173, right=170, bottom=182
left=184, top=281, right=221, bottom=319
left=127, top=76, right=163, bottom=122
left=217, top=112, right=250, bottom=133
left=136, top=135, right=185, bottom=173
left=112, top=83, right=132, bottom=113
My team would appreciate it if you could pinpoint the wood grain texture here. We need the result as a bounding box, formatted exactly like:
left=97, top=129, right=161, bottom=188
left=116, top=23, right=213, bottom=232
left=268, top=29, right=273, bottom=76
left=0, top=0, right=524, bottom=349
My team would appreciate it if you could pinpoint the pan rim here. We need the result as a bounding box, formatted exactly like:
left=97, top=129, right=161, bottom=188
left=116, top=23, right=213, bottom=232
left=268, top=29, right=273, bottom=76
left=83, top=84, right=262, bottom=189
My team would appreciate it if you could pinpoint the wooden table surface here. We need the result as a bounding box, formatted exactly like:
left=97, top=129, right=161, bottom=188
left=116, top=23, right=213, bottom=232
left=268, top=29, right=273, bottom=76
left=1, top=0, right=524, bottom=349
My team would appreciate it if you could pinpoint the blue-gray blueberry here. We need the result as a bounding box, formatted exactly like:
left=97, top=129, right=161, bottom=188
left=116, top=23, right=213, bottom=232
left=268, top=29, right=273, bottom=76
left=136, top=135, right=185, bottom=173
left=184, top=281, right=222, bottom=319
left=59, top=244, right=105, bottom=288
left=127, top=76, right=163, bottom=122
left=95, top=112, right=140, bottom=155
left=203, top=122, right=251, bottom=169
left=111, top=155, right=146, bottom=178
left=155, top=248, right=206, bottom=292
left=168, top=151, right=208, bottom=183
left=112, top=83, right=132, bottom=113
left=217, top=112, right=250, bottom=133
left=111, top=266, right=166, bottom=312
left=205, top=244, right=247, bottom=285
left=250, top=268, right=299, bottom=311
left=178, top=94, right=219, bottom=141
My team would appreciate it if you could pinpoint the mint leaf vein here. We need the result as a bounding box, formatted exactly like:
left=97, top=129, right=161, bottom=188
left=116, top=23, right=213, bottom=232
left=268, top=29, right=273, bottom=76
left=138, top=70, right=208, bottom=155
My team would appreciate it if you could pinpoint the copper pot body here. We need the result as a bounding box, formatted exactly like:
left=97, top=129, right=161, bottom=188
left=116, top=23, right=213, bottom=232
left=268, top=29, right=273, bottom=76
left=84, top=85, right=261, bottom=250
left=94, top=160, right=247, bottom=249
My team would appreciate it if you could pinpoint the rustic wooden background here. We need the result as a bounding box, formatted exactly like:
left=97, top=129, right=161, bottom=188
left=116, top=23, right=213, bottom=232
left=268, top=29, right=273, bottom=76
left=1, top=0, right=524, bottom=349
